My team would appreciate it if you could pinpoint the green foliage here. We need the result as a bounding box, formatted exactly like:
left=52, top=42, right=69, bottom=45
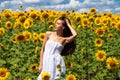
left=0, top=11, right=120, bottom=80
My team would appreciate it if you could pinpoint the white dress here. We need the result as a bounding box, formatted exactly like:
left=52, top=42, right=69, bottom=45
left=37, top=40, right=66, bottom=80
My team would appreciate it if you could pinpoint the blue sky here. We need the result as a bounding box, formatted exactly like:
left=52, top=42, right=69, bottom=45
left=0, top=0, right=120, bottom=14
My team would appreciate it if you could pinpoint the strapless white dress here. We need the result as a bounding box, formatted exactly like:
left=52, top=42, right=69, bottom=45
left=37, top=40, right=66, bottom=80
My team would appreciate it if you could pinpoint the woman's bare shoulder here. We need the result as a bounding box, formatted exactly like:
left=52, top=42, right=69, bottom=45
left=46, top=31, right=55, bottom=35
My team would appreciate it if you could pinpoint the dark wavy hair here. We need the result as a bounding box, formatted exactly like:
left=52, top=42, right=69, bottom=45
left=58, top=16, right=76, bottom=56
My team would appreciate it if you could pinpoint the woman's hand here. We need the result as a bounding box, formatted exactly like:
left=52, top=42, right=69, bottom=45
left=38, top=65, right=42, bottom=73
left=65, top=18, right=71, bottom=26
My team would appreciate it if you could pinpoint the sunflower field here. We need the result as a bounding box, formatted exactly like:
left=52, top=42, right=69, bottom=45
left=0, top=7, right=120, bottom=80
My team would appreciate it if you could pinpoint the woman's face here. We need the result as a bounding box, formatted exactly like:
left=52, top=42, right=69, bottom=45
left=55, top=19, right=64, bottom=30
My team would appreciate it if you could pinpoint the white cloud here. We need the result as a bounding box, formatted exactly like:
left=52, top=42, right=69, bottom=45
left=10, top=1, right=23, bottom=5
left=22, top=0, right=41, bottom=3
left=51, top=0, right=64, bottom=4
left=0, top=1, right=9, bottom=7
left=0, top=0, right=120, bottom=14
left=115, top=7, right=120, bottom=11
left=103, top=8, right=112, bottom=12
left=83, top=0, right=90, bottom=3
left=69, top=0, right=80, bottom=6
left=78, top=8, right=89, bottom=13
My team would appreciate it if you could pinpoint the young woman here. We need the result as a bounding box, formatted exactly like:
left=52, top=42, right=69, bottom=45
left=37, top=16, right=77, bottom=80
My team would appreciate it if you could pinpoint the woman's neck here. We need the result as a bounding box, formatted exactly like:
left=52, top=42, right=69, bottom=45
left=56, top=30, right=63, bottom=37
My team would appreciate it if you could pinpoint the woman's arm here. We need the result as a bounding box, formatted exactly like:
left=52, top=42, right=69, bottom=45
left=65, top=19, right=77, bottom=43
left=39, top=31, right=49, bottom=72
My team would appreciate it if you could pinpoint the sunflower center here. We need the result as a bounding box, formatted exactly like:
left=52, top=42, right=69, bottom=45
left=99, top=53, right=103, bottom=58
left=0, top=30, right=3, bottom=33
left=0, top=71, right=6, bottom=77
left=103, top=20, right=107, bottom=24
left=112, top=23, right=115, bottom=26
left=68, top=62, right=71, bottom=66
left=110, top=62, right=117, bottom=67
left=41, top=35, right=44, bottom=39
left=83, top=20, right=87, bottom=24
left=32, top=66, right=36, bottom=70
left=17, top=35, right=25, bottom=41
left=96, top=20, right=100, bottom=24
left=31, top=13, right=37, bottom=19
left=20, top=17, right=25, bottom=23
left=5, top=13, right=11, bottom=18
left=98, top=30, right=104, bottom=35
left=117, top=24, right=120, bottom=29
left=91, top=9, right=95, bottom=12
left=44, top=76, right=49, bottom=80
left=96, top=40, right=101, bottom=44
left=69, top=77, right=74, bottom=80
left=7, top=23, right=11, bottom=27
left=42, top=13, right=49, bottom=19
left=76, top=17, right=81, bottom=22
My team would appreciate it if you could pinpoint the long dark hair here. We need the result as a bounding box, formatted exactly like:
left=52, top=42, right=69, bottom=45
left=58, top=16, right=76, bottom=56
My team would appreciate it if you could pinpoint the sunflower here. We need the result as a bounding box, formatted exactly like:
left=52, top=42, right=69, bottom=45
left=106, top=57, right=119, bottom=69
left=41, top=72, right=51, bottom=80
left=12, top=37, right=17, bottom=43
left=29, top=8, right=35, bottom=13
left=0, top=28, right=5, bottom=35
left=4, top=12, right=12, bottom=19
left=66, top=61, right=73, bottom=68
left=23, top=20, right=30, bottom=29
left=29, top=12, right=37, bottom=20
left=95, top=50, right=106, bottom=61
left=35, top=46, right=38, bottom=55
left=5, top=21, right=12, bottom=29
left=0, top=13, right=2, bottom=19
left=66, top=74, right=76, bottom=80
left=94, top=17, right=101, bottom=25
left=53, top=18, right=58, bottom=24
left=24, top=78, right=32, bottom=80
left=26, top=18, right=33, bottom=27
left=0, top=20, right=2, bottom=26
left=13, top=21, right=22, bottom=29
left=94, top=38, right=103, bottom=47
left=19, top=5, right=23, bottom=9
left=33, top=32, right=39, bottom=39
left=39, top=33, right=45, bottom=41
left=22, top=31, right=32, bottom=41
left=101, top=17, right=108, bottom=25
left=82, top=24, right=87, bottom=28
left=115, top=16, right=120, bottom=21
left=30, top=63, right=38, bottom=71
left=90, top=27, right=95, bottom=32
left=108, top=34, right=113, bottom=39
left=15, top=34, right=25, bottom=43
left=97, top=13, right=104, bottom=17
left=41, top=12, right=49, bottom=20
left=0, top=44, right=4, bottom=51
left=0, top=68, right=10, bottom=80
left=110, top=21, right=116, bottom=28
left=106, top=12, right=113, bottom=18
left=56, top=64, right=61, bottom=71
left=18, top=16, right=26, bottom=24
left=49, top=25, right=54, bottom=30
left=89, top=8, right=96, bottom=14
left=95, top=27, right=105, bottom=37
left=115, top=22, right=120, bottom=31
left=82, top=18, right=88, bottom=27
left=101, top=26, right=109, bottom=33
left=47, top=21, right=53, bottom=26
left=88, top=15, right=94, bottom=21
left=75, top=15, right=81, bottom=22
left=33, top=39, right=39, bottom=44
left=72, top=9, right=76, bottom=13
left=39, top=9, right=44, bottom=13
